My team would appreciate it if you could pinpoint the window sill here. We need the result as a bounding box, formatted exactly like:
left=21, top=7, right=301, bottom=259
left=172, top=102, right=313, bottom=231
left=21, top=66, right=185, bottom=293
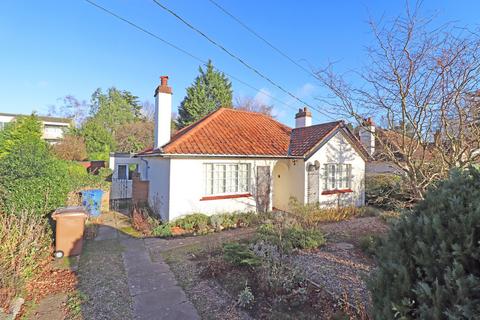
left=321, top=189, right=353, bottom=195
left=200, top=193, right=252, bottom=201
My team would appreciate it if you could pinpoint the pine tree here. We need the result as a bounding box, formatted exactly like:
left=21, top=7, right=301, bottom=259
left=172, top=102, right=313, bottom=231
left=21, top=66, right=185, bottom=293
left=177, top=60, right=233, bottom=128
left=368, top=167, right=480, bottom=319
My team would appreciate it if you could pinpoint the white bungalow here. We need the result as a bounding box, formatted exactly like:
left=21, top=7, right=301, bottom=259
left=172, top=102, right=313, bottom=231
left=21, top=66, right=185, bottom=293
left=111, top=76, right=370, bottom=221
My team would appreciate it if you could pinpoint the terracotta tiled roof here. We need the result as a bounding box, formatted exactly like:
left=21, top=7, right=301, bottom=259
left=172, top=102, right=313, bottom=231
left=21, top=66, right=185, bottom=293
left=289, top=121, right=342, bottom=156
left=162, top=108, right=292, bottom=156
left=137, top=108, right=369, bottom=159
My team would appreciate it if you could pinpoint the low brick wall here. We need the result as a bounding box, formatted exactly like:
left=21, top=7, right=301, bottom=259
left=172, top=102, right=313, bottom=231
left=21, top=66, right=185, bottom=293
left=132, top=173, right=149, bottom=204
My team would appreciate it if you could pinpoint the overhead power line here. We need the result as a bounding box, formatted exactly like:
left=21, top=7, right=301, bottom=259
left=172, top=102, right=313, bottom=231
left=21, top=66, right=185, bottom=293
left=150, top=0, right=332, bottom=118
left=82, top=0, right=299, bottom=113
left=207, top=0, right=318, bottom=79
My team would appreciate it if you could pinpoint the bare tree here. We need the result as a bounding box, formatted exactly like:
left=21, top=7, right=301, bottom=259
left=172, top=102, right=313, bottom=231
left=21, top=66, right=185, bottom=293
left=48, top=95, right=89, bottom=127
left=316, top=4, right=480, bottom=200
left=235, top=96, right=275, bottom=118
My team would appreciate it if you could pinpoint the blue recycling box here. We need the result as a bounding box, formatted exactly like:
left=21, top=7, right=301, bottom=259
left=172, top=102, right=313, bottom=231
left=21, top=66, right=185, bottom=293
left=81, top=189, right=104, bottom=217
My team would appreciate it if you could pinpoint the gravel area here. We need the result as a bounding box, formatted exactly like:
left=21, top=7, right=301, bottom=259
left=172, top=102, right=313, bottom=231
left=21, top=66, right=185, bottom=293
left=288, top=242, right=374, bottom=309
left=286, top=217, right=389, bottom=311
left=77, top=238, right=133, bottom=320
left=319, top=216, right=389, bottom=245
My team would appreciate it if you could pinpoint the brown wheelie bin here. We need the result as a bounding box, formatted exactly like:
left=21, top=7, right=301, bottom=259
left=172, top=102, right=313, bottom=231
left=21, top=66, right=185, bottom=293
left=52, top=207, right=88, bottom=258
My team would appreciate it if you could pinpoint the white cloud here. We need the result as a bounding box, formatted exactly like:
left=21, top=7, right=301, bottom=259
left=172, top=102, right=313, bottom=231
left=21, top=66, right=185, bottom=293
left=253, top=88, right=272, bottom=106
left=297, top=83, right=317, bottom=98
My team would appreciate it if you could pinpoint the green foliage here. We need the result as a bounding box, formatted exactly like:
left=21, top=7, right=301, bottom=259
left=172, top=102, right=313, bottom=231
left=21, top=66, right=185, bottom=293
left=152, top=223, right=173, bottom=238
left=257, top=260, right=306, bottom=298
left=0, top=115, right=43, bottom=159
left=256, top=223, right=325, bottom=253
left=173, top=213, right=210, bottom=234
left=369, top=167, right=480, bottom=319
left=79, top=87, right=143, bottom=159
left=0, top=212, right=52, bottom=302
left=358, top=234, right=379, bottom=256
left=66, top=162, right=111, bottom=192
left=237, top=283, right=255, bottom=309
left=0, top=139, right=70, bottom=216
left=223, top=242, right=262, bottom=267
left=177, top=60, right=233, bottom=128
left=365, top=174, right=410, bottom=210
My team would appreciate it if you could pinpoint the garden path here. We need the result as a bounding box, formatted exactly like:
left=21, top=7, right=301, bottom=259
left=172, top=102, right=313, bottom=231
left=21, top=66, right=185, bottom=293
left=93, top=211, right=200, bottom=320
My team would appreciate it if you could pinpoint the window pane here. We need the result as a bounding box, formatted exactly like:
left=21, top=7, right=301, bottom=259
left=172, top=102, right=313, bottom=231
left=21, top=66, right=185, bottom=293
left=118, top=165, right=127, bottom=180
left=346, top=164, right=352, bottom=189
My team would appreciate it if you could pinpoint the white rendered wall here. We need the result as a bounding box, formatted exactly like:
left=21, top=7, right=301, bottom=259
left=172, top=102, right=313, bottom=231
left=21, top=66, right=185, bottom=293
left=272, top=159, right=305, bottom=211
left=165, top=158, right=276, bottom=221
left=306, top=130, right=366, bottom=207
left=154, top=92, right=172, bottom=149
left=146, top=157, right=171, bottom=221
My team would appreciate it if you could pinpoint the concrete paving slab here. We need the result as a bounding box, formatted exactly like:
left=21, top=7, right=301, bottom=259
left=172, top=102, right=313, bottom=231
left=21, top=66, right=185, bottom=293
left=94, top=226, right=118, bottom=241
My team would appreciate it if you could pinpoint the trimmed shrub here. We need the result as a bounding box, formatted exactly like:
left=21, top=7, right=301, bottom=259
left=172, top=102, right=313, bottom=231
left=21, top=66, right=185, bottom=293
left=365, top=174, right=410, bottom=210
left=152, top=223, right=173, bottom=238
left=369, top=168, right=480, bottom=319
left=0, top=212, right=52, bottom=308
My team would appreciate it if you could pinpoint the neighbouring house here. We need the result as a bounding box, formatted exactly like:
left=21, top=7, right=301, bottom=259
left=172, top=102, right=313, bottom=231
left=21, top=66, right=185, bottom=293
left=357, top=119, right=436, bottom=175
left=110, top=76, right=370, bottom=221
left=0, top=112, right=72, bottom=144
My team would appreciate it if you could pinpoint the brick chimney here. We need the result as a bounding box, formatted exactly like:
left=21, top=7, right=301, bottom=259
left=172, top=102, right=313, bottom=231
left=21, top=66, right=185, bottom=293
left=295, top=107, right=312, bottom=128
left=154, top=76, right=172, bottom=149
left=359, top=117, right=375, bottom=156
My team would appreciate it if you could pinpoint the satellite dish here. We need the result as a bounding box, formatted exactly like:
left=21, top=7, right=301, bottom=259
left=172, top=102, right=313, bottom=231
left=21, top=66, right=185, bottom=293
left=314, top=160, right=320, bottom=170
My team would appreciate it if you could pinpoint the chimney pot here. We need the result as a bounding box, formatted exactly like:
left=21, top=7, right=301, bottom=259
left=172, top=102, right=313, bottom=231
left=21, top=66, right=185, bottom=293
left=155, top=75, right=172, bottom=96
left=295, top=107, right=312, bottom=128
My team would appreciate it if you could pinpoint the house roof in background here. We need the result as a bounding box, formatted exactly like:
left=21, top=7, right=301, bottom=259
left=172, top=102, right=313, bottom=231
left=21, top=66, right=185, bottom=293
left=0, top=112, right=72, bottom=124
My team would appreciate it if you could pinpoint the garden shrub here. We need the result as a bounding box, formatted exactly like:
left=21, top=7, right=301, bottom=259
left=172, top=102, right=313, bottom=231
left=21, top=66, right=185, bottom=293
left=152, top=223, right=173, bottom=238
left=0, top=212, right=52, bottom=308
left=0, top=140, right=70, bottom=216
left=173, top=213, right=210, bottom=234
left=223, top=242, right=261, bottom=267
left=358, top=234, right=379, bottom=256
left=288, top=198, right=359, bottom=226
left=237, top=283, right=255, bottom=309
left=257, top=260, right=306, bottom=297
left=365, top=174, right=410, bottom=210
left=369, top=167, right=480, bottom=319
left=256, top=222, right=325, bottom=254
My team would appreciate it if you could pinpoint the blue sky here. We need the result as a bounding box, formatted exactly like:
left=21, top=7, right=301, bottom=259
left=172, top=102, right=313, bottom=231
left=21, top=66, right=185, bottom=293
left=1, top=0, right=479, bottom=127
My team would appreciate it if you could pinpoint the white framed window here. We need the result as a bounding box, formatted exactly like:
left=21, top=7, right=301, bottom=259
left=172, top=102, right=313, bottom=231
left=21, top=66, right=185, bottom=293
left=323, top=163, right=352, bottom=190
left=204, top=163, right=250, bottom=195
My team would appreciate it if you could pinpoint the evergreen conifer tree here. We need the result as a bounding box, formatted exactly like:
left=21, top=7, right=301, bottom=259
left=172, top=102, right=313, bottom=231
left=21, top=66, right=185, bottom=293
left=177, top=60, right=233, bottom=128
left=369, top=167, right=480, bottom=319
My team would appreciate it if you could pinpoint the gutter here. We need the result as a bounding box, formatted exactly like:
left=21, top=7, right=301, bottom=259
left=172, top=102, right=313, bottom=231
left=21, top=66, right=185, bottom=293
left=136, top=152, right=303, bottom=160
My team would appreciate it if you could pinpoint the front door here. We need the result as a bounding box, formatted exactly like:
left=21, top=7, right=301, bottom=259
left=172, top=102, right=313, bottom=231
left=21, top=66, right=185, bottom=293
left=256, top=166, right=271, bottom=213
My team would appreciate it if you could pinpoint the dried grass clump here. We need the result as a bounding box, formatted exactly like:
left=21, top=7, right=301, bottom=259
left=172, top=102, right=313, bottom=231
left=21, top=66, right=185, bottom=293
left=0, top=212, right=52, bottom=309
